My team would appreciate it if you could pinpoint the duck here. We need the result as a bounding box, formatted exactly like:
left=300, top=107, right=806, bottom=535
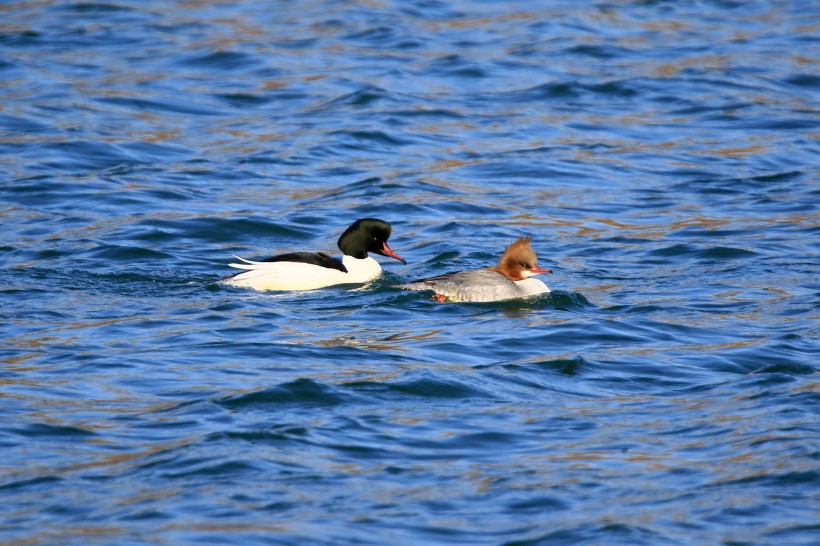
left=223, top=218, right=405, bottom=291
left=405, top=235, right=551, bottom=302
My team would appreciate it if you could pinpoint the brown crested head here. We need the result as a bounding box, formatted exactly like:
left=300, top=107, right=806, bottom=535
left=489, top=235, right=552, bottom=281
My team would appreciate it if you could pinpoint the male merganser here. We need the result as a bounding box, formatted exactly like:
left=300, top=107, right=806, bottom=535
left=406, top=235, right=551, bottom=302
left=223, top=218, right=406, bottom=291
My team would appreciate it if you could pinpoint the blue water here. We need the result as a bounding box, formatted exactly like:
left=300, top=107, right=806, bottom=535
left=1, top=1, right=818, bottom=544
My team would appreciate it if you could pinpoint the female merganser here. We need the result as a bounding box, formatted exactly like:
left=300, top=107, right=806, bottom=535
left=406, top=235, right=551, bottom=302
left=223, top=218, right=406, bottom=291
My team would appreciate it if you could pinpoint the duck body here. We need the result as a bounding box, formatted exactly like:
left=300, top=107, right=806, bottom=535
left=406, top=235, right=551, bottom=303
left=406, top=269, right=550, bottom=303
left=225, top=254, right=383, bottom=291
left=223, top=218, right=405, bottom=292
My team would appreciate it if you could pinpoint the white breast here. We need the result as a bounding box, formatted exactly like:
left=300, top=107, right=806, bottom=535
left=340, top=255, right=383, bottom=283
left=513, top=278, right=551, bottom=298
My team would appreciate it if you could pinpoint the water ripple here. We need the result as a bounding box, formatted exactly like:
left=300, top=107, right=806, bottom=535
left=0, top=0, right=817, bottom=544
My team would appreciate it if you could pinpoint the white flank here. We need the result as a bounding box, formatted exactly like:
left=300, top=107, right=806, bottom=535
left=224, top=255, right=383, bottom=291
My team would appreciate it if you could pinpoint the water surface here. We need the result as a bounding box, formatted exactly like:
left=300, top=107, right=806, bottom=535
left=1, top=1, right=818, bottom=545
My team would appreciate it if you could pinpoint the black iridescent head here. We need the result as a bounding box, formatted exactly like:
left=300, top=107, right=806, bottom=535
left=337, top=218, right=406, bottom=264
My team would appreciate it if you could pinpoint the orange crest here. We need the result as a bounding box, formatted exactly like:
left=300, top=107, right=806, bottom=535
left=504, top=235, right=533, bottom=255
